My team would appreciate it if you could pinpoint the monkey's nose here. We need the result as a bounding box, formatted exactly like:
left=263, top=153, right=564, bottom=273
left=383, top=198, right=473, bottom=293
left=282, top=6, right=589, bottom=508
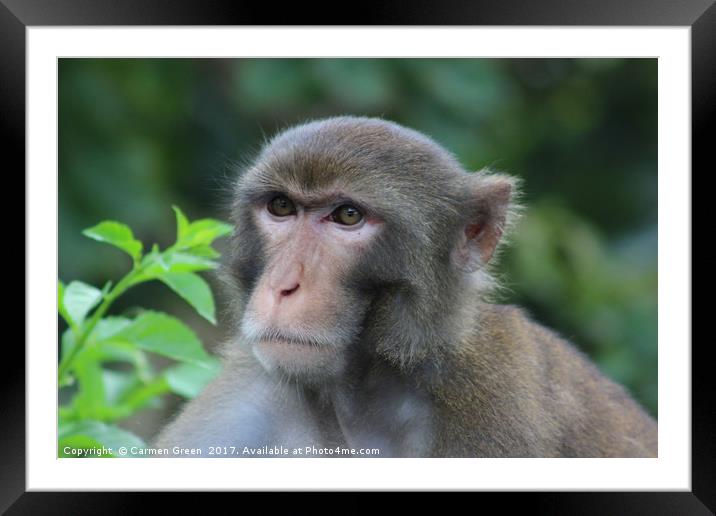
left=280, top=283, right=300, bottom=298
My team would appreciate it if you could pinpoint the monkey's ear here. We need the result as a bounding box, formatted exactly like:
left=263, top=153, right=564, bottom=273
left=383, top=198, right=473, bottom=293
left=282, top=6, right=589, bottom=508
left=454, top=173, right=516, bottom=272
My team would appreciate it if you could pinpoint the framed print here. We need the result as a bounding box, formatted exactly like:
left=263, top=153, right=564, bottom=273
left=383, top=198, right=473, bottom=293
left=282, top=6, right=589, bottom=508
left=5, top=0, right=712, bottom=512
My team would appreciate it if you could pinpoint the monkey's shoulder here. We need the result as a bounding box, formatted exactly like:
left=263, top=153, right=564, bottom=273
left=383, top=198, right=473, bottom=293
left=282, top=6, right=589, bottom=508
left=428, top=303, right=657, bottom=457
left=443, top=303, right=648, bottom=410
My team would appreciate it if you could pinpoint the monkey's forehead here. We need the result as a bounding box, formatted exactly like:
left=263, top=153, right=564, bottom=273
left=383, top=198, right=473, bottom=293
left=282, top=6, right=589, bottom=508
left=270, top=116, right=441, bottom=148
left=245, top=117, right=468, bottom=195
left=264, top=116, right=462, bottom=170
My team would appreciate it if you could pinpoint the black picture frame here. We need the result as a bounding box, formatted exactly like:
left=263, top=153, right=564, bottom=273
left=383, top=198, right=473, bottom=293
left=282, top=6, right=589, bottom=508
left=5, top=1, right=710, bottom=512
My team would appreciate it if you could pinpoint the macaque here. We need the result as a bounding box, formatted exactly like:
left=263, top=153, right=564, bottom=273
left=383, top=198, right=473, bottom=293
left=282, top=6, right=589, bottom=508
left=156, top=116, right=657, bottom=457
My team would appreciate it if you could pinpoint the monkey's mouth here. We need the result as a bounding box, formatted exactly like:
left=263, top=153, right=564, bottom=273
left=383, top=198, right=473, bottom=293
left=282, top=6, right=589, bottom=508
left=253, top=329, right=328, bottom=348
left=248, top=328, right=341, bottom=375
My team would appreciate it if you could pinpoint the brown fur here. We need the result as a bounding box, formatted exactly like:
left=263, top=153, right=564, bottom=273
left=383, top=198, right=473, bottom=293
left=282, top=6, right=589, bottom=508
left=431, top=304, right=657, bottom=457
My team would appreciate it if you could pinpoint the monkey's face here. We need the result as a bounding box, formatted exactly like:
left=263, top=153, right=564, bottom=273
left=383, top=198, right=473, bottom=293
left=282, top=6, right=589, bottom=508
left=238, top=188, right=383, bottom=381
left=229, top=117, right=513, bottom=381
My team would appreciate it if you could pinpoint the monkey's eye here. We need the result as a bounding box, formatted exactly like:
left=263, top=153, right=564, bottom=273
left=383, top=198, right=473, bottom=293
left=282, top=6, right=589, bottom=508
left=267, top=195, right=296, bottom=217
left=330, top=205, right=363, bottom=226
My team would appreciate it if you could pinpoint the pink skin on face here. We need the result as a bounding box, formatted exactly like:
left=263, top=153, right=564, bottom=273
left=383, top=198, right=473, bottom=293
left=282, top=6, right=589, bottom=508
left=242, top=196, right=382, bottom=374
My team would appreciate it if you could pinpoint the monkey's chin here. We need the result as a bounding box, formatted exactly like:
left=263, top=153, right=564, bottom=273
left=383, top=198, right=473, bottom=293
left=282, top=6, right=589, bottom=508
left=251, top=338, right=344, bottom=382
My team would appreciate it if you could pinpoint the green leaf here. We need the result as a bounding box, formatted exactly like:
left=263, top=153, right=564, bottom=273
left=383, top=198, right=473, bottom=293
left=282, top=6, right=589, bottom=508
left=87, top=318, right=154, bottom=381
left=60, top=328, right=77, bottom=361
left=101, top=344, right=154, bottom=383
left=73, top=357, right=106, bottom=419
left=83, top=221, right=143, bottom=262
left=136, top=249, right=216, bottom=281
left=111, top=378, right=169, bottom=417
left=133, top=245, right=165, bottom=281
left=92, top=316, right=133, bottom=340
left=102, top=369, right=140, bottom=405
left=59, top=329, right=78, bottom=387
left=61, top=318, right=153, bottom=384
left=106, top=311, right=212, bottom=367
left=184, top=244, right=220, bottom=259
left=58, top=405, right=77, bottom=423
left=164, top=357, right=221, bottom=398
left=59, top=420, right=146, bottom=457
left=62, top=281, right=102, bottom=327
left=173, top=205, right=190, bottom=242
left=94, top=344, right=154, bottom=383
left=158, top=272, right=216, bottom=324
left=177, top=218, right=233, bottom=249
left=58, top=280, right=72, bottom=326
left=164, top=251, right=218, bottom=272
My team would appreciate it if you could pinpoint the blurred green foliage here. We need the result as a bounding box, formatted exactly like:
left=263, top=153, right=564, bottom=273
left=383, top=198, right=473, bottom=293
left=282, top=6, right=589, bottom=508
left=59, top=58, right=657, bottom=417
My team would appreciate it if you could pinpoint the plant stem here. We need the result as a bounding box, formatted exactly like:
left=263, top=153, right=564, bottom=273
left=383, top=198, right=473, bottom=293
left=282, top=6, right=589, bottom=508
left=58, top=269, right=143, bottom=384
